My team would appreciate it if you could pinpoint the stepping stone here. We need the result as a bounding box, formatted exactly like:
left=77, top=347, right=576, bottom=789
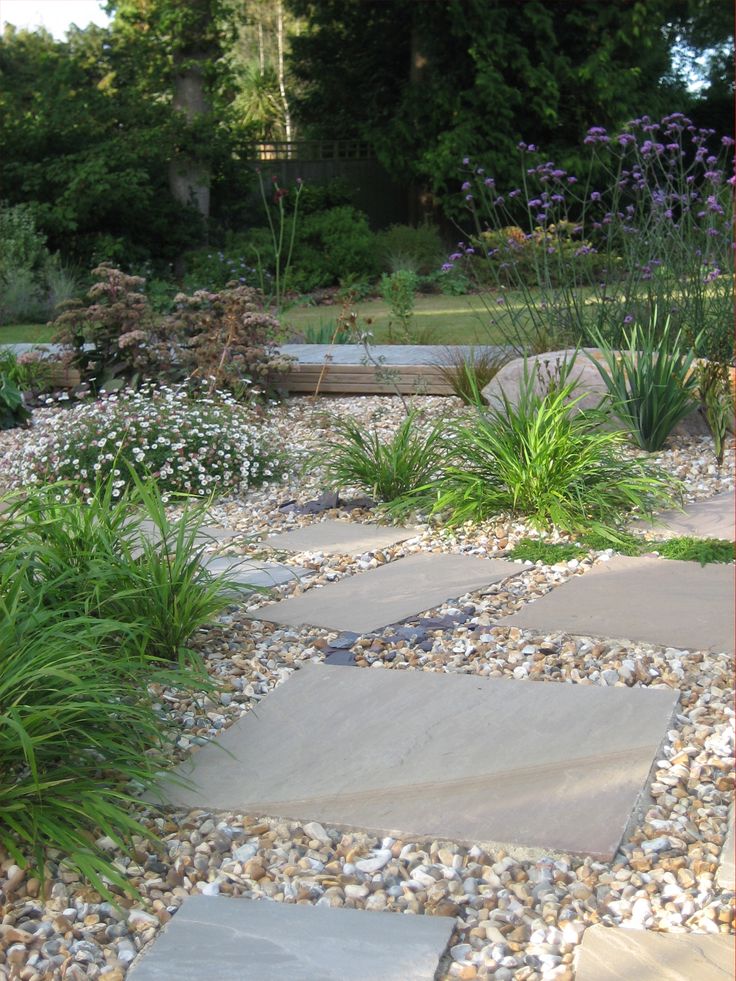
left=128, top=895, right=454, bottom=981
left=201, top=555, right=311, bottom=589
left=138, top=519, right=244, bottom=545
left=636, top=490, right=735, bottom=541
left=496, top=555, right=734, bottom=654
left=265, top=519, right=417, bottom=554
left=717, top=806, right=734, bottom=890
left=153, top=662, right=677, bottom=860
left=574, top=924, right=733, bottom=980
left=255, top=553, right=521, bottom=633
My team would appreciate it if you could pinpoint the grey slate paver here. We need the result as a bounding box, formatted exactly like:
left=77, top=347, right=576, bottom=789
left=128, top=895, right=454, bottom=981
left=496, top=555, right=734, bottom=654
left=201, top=555, right=311, bottom=589
left=153, top=662, right=677, bottom=860
left=138, top=519, right=244, bottom=547
left=265, top=519, right=417, bottom=554
left=573, top=925, right=733, bottom=980
left=255, top=552, right=522, bottom=633
left=636, top=490, right=735, bottom=541
left=717, top=806, right=734, bottom=891
left=279, top=343, right=506, bottom=366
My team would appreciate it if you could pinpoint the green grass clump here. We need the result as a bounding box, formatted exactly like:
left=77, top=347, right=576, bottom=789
left=310, top=411, right=447, bottom=504
left=588, top=313, right=699, bottom=452
left=429, top=373, right=679, bottom=534
left=0, top=474, right=245, bottom=895
left=655, top=536, right=734, bottom=565
left=508, top=539, right=582, bottom=564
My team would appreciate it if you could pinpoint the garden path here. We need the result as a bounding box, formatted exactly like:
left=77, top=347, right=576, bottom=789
left=131, top=523, right=733, bottom=979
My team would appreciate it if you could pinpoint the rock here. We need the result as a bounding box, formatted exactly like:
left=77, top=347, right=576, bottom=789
left=356, top=849, right=392, bottom=874
left=481, top=349, right=708, bottom=436
left=303, top=822, right=332, bottom=845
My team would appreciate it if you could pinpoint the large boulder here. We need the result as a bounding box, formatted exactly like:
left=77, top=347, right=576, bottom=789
left=481, top=348, right=709, bottom=437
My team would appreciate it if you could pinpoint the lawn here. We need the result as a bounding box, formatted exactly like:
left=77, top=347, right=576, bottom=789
left=281, top=293, right=501, bottom=344
left=0, top=323, right=56, bottom=344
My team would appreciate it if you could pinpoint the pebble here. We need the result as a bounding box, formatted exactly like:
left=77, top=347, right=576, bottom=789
left=0, top=399, right=732, bottom=981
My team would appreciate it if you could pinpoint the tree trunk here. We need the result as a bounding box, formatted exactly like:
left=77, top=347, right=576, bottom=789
left=276, top=0, right=292, bottom=145
left=168, top=62, right=211, bottom=221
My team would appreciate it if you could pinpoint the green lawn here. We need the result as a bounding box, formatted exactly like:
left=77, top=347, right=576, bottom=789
left=282, top=293, right=501, bottom=344
left=0, top=323, right=56, bottom=344
left=2, top=295, right=500, bottom=346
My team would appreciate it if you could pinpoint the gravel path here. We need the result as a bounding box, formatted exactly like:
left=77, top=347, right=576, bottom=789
left=0, top=395, right=733, bottom=981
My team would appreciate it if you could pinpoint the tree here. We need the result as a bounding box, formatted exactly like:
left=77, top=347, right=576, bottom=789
left=287, top=0, right=695, bottom=218
left=0, top=23, right=201, bottom=265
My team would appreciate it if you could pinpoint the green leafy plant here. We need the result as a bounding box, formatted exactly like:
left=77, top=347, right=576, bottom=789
left=0, top=474, right=248, bottom=894
left=435, top=346, right=509, bottom=406
left=381, top=269, right=419, bottom=342
left=0, top=370, right=30, bottom=430
left=291, top=205, right=379, bottom=291
left=310, top=411, right=447, bottom=503
left=301, top=321, right=352, bottom=344
left=655, top=536, right=734, bottom=565
left=428, top=373, right=679, bottom=532
left=694, top=360, right=734, bottom=466
left=587, top=312, right=699, bottom=452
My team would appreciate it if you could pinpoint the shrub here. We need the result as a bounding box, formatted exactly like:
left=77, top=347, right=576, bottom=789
left=51, top=263, right=169, bottom=390
left=6, top=386, right=281, bottom=498
left=292, top=206, right=379, bottom=289
left=375, top=223, right=444, bottom=276
left=588, top=312, right=699, bottom=452
left=429, top=374, right=679, bottom=532
left=166, top=283, right=293, bottom=396
left=434, top=346, right=510, bottom=406
left=311, top=411, right=446, bottom=503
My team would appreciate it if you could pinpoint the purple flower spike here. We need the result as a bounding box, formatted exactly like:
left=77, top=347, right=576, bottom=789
left=484, top=177, right=495, bottom=187
left=461, top=181, right=472, bottom=191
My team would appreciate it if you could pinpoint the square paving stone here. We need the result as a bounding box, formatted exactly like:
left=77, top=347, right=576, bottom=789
left=128, top=895, right=454, bottom=981
left=255, top=553, right=522, bottom=633
left=496, top=555, right=734, bottom=654
left=154, top=662, right=678, bottom=860
left=265, top=519, right=418, bottom=554
left=574, top=925, right=734, bottom=980
left=201, top=555, right=311, bottom=589
left=636, top=490, right=735, bottom=540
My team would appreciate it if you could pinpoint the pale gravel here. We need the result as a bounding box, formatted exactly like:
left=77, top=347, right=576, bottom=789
left=0, top=394, right=733, bottom=981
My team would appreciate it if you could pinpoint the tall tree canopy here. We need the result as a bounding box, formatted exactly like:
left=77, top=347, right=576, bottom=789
left=287, top=0, right=726, bottom=213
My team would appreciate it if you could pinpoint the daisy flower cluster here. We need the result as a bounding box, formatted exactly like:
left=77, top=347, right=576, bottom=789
left=6, top=386, right=281, bottom=499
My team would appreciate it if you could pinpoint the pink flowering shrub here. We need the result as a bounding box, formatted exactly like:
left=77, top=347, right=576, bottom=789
left=51, top=263, right=173, bottom=390
left=6, top=386, right=281, bottom=498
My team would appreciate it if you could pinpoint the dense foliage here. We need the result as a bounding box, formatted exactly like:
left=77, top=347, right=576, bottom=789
left=0, top=476, right=238, bottom=892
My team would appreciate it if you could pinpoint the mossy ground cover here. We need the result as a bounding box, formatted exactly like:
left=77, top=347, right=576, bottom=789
left=509, top=535, right=734, bottom=566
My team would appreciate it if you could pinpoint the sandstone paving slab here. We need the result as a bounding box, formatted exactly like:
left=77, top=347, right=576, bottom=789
left=201, top=555, right=311, bottom=589
left=154, top=662, right=678, bottom=860
left=717, top=806, right=734, bottom=891
left=138, top=519, right=244, bottom=545
left=635, top=490, right=735, bottom=541
left=265, top=519, right=418, bottom=555
left=497, top=555, right=734, bottom=655
left=573, top=925, right=734, bottom=980
left=254, top=552, right=522, bottom=633
left=128, top=895, right=454, bottom=981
